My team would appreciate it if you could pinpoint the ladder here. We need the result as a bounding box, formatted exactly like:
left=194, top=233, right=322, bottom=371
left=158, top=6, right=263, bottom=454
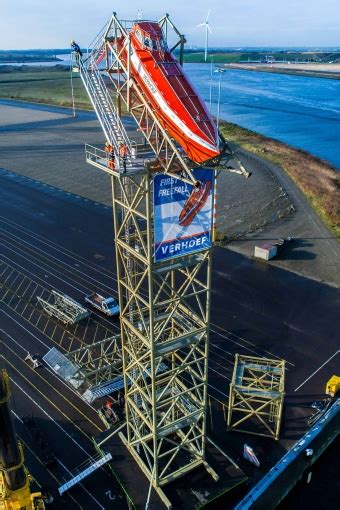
left=75, top=53, right=133, bottom=167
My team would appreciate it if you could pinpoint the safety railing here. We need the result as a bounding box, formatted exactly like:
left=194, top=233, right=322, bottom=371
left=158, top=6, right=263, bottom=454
left=86, top=20, right=110, bottom=61
left=85, top=143, right=144, bottom=175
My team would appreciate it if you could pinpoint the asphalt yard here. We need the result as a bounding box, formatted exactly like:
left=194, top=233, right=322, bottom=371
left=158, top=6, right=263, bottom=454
left=0, top=100, right=339, bottom=509
left=0, top=166, right=339, bottom=508
left=0, top=171, right=125, bottom=508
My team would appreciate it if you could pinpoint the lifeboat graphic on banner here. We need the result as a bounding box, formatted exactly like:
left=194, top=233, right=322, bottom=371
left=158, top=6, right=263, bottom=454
left=153, top=169, right=214, bottom=262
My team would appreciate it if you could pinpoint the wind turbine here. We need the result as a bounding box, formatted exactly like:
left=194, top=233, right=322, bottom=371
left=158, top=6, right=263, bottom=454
left=197, top=10, right=212, bottom=62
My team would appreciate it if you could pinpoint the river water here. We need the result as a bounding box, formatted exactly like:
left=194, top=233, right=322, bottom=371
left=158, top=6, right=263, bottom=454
left=4, top=57, right=340, bottom=169
left=184, top=63, right=340, bottom=170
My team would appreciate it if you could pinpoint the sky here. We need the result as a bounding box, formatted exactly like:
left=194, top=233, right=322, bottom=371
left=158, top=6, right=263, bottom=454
left=1, top=0, right=340, bottom=50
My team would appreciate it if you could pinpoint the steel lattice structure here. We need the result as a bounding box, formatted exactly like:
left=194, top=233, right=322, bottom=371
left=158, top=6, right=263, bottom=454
left=36, top=290, right=90, bottom=325
left=110, top=168, right=217, bottom=506
left=75, top=13, right=219, bottom=506
left=103, top=14, right=197, bottom=185
left=227, top=354, right=285, bottom=440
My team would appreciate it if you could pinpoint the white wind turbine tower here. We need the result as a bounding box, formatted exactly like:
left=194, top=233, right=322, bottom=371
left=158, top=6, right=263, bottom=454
left=197, top=10, right=212, bottom=62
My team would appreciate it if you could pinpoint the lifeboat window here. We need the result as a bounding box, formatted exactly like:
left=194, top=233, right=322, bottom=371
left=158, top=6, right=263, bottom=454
left=136, top=30, right=142, bottom=44
left=151, top=39, right=158, bottom=51
left=144, top=37, right=150, bottom=48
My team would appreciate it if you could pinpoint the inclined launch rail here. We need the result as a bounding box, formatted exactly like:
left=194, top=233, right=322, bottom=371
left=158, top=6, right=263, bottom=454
left=104, top=14, right=197, bottom=184
left=74, top=13, right=249, bottom=185
left=73, top=14, right=198, bottom=184
left=37, top=290, right=90, bottom=324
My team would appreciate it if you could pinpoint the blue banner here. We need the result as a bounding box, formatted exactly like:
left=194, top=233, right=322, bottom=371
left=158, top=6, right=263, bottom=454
left=154, top=169, right=214, bottom=262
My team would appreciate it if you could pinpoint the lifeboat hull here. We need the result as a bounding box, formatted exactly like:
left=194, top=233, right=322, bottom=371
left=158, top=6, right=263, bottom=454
left=114, top=23, right=220, bottom=164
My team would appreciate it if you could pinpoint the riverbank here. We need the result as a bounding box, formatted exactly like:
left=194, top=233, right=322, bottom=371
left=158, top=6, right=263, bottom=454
left=222, top=63, right=340, bottom=80
left=220, top=122, right=340, bottom=239
left=0, top=66, right=91, bottom=109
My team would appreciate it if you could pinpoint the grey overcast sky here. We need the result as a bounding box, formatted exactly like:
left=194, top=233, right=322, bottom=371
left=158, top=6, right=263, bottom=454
left=0, top=0, right=339, bottom=49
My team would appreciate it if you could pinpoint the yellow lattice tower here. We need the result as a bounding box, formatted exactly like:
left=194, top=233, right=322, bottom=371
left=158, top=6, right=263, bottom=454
left=227, top=354, right=285, bottom=440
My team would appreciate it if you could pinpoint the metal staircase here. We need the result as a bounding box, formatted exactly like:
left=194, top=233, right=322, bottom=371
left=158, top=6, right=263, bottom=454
left=75, top=53, right=133, bottom=168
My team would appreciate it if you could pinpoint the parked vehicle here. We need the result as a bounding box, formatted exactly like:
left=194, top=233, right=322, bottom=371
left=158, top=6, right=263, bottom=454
left=85, top=292, right=120, bottom=316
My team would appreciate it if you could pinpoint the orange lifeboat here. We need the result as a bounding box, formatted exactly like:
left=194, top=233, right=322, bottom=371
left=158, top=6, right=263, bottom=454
left=114, top=22, right=221, bottom=164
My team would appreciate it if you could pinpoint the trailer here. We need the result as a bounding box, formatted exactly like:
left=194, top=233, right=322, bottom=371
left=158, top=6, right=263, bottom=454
left=85, top=292, right=120, bottom=317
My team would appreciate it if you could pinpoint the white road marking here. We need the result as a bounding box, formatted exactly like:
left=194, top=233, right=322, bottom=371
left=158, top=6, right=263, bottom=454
left=0, top=216, right=115, bottom=279
left=0, top=312, right=50, bottom=349
left=208, top=382, right=229, bottom=399
left=0, top=227, right=115, bottom=295
left=11, top=410, right=24, bottom=424
left=11, top=376, right=90, bottom=455
left=105, top=490, right=116, bottom=500
left=294, top=350, right=340, bottom=392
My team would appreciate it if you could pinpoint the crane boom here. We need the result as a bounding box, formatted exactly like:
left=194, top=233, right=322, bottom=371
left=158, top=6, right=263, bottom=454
left=0, top=370, right=44, bottom=510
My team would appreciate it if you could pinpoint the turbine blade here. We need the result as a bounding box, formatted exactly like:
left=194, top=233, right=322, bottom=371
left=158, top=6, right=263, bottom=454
left=197, top=23, right=206, bottom=27
left=208, top=25, right=212, bottom=34
left=206, top=9, right=211, bottom=22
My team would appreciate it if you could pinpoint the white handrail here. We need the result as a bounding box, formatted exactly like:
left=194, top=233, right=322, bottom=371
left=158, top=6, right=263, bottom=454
left=86, top=21, right=110, bottom=60
left=76, top=54, right=132, bottom=167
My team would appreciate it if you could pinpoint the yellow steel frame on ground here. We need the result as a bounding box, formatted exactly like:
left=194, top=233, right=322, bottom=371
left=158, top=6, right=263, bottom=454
left=227, top=354, right=285, bottom=440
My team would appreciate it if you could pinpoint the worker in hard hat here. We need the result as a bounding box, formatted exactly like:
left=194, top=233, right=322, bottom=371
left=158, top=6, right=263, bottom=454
left=104, top=141, right=116, bottom=170
left=70, top=39, right=83, bottom=61
left=119, top=141, right=129, bottom=173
